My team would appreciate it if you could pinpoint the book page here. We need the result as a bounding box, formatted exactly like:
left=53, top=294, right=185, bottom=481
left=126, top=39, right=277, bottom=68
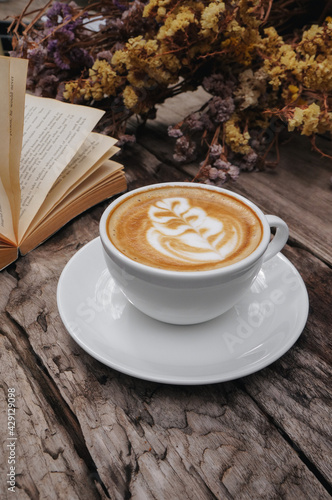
left=19, top=160, right=126, bottom=255
left=9, top=57, right=29, bottom=235
left=18, top=94, right=105, bottom=241
left=0, top=56, right=27, bottom=243
left=0, top=57, right=10, bottom=199
left=21, top=133, right=119, bottom=240
left=0, top=57, right=12, bottom=241
left=0, top=178, right=16, bottom=244
left=51, top=134, right=118, bottom=199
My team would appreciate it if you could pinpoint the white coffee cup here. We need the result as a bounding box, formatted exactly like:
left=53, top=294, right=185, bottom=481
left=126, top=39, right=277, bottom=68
left=99, top=182, right=289, bottom=325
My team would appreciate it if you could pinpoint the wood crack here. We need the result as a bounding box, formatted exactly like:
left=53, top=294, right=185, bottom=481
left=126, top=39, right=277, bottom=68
left=275, top=425, right=332, bottom=497
left=237, top=380, right=332, bottom=497
left=3, top=310, right=111, bottom=499
left=286, top=237, right=332, bottom=269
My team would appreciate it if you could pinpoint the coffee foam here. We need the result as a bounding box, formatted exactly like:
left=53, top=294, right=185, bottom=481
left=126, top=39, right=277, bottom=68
left=107, top=186, right=263, bottom=271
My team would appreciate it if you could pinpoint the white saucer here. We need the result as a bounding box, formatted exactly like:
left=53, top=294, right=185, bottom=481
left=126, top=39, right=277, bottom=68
left=57, top=238, right=309, bottom=385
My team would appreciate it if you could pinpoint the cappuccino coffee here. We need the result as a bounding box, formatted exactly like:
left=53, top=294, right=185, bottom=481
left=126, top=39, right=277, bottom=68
left=107, top=185, right=263, bottom=271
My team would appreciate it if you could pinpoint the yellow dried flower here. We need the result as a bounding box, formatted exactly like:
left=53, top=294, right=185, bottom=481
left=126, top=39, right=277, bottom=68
left=111, top=50, right=129, bottom=74
left=234, top=68, right=267, bottom=109
left=64, top=60, right=121, bottom=101
left=224, top=114, right=251, bottom=154
left=239, top=0, right=264, bottom=28
left=288, top=107, right=304, bottom=131
left=89, top=84, right=104, bottom=100
left=301, top=103, right=322, bottom=136
left=260, top=20, right=332, bottom=97
left=288, top=85, right=299, bottom=94
left=288, top=103, right=323, bottom=136
left=143, top=0, right=173, bottom=22
left=158, top=6, right=197, bottom=40
left=317, top=111, right=332, bottom=134
left=221, top=20, right=260, bottom=66
left=200, top=1, right=226, bottom=36
left=63, top=81, right=79, bottom=101
left=282, top=84, right=300, bottom=103
left=302, top=56, right=332, bottom=92
left=298, top=22, right=332, bottom=57
left=112, top=35, right=180, bottom=88
left=88, top=60, right=120, bottom=97
left=123, top=85, right=139, bottom=109
left=122, top=85, right=150, bottom=114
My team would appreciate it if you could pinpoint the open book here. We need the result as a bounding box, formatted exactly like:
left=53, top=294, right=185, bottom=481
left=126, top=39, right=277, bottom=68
left=0, top=56, right=127, bottom=270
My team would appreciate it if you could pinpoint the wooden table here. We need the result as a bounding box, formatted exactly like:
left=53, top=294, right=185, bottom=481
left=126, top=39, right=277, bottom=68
left=0, top=92, right=331, bottom=499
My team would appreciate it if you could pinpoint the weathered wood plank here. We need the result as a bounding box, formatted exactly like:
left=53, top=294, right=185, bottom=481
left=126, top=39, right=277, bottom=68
left=119, top=141, right=189, bottom=191
left=2, top=208, right=331, bottom=499
left=242, top=244, right=332, bottom=485
left=0, top=284, right=106, bottom=499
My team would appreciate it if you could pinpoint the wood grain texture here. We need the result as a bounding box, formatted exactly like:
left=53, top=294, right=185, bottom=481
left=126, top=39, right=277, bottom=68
left=1, top=210, right=331, bottom=499
left=0, top=278, right=106, bottom=499
left=0, top=80, right=331, bottom=497
left=242, top=245, right=332, bottom=484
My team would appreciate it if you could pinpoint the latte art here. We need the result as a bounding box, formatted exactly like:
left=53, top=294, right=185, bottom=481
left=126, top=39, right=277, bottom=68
left=147, top=197, right=239, bottom=263
left=107, top=185, right=263, bottom=271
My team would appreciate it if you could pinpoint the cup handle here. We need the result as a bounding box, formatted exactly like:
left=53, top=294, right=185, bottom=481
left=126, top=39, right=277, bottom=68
left=263, top=215, right=289, bottom=263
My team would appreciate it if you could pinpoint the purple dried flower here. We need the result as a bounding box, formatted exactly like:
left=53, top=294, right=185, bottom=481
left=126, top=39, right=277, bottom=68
left=173, top=136, right=196, bottom=163
left=208, top=167, right=219, bottom=180
left=168, top=126, right=183, bottom=138
left=47, top=33, right=93, bottom=70
left=43, top=1, right=94, bottom=71
left=228, top=165, right=240, bottom=180
left=34, top=74, right=60, bottom=97
left=184, top=113, right=204, bottom=132
left=28, top=45, right=47, bottom=66
left=217, top=170, right=227, bottom=182
left=203, top=74, right=234, bottom=98
left=209, top=143, right=223, bottom=159
left=47, top=39, right=58, bottom=52
left=213, top=159, right=229, bottom=170
left=122, top=1, right=146, bottom=19
left=106, top=18, right=124, bottom=31
left=52, top=48, right=70, bottom=70
left=70, top=47, right=94, bottom=67
left=240, top=151, right=258, bottom=171
left=116, top=134, right=136, bottom=146
left=199, top=113, right=215, bottom=132
left=45, top=2, right=73, bottom=28
left=209, top=96, right=235, bottom=124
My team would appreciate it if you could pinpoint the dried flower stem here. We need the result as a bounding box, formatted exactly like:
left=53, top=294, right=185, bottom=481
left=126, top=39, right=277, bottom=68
left=310, top=136, right=332, bottom=161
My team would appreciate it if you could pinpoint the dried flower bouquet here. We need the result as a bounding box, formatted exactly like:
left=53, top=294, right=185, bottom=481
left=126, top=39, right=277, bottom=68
left=9, top=0, right=332, bottom=184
